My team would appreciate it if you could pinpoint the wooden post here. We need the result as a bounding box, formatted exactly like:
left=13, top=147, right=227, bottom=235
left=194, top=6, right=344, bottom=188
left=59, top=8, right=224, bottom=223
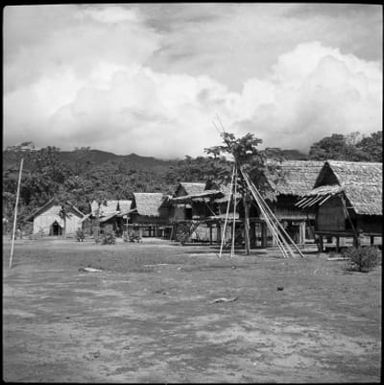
left=336, top=237, right=340, bottom=253
left=9, top=158, right=24, bottom=269
left=370, top=236, right=374, bottom=246
left=318, top=236, right=324, bottom=252
left=250, top=221, right=256, bottom=249
left=243, top=194, right=250, bottom=255
left=261, top=221, right=267, bottom=248
left=209, top=224, right=213, bottom=245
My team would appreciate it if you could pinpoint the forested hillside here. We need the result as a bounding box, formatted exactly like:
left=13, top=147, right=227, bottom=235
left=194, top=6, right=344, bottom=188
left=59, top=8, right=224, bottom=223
left=3, top=130, right=381, bottom=227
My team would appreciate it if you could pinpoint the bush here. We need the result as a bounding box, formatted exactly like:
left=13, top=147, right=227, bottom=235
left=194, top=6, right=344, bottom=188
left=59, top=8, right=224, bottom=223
left=98, top=230, right=116, bottom=245
left=343, top=246, right=379, bottom=272
left=76, top=229, right=85, bottom=242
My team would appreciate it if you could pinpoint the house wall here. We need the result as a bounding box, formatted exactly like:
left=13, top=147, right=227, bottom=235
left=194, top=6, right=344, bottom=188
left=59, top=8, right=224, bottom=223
left=316, top=197, right=346, bottom=232
left=33, top=205, right=82, bottom=235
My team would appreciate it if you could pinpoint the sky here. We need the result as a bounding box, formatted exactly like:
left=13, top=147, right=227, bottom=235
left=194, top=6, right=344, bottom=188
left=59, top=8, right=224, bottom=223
left=3, top=3, right=383, bottom=158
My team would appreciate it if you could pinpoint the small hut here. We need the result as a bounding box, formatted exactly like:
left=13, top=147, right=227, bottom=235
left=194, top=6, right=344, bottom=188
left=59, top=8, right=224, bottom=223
left=129, top=193, right=171, bottom=237
left=297, top=161, right=382, bottom=250
left=26, top=199, right=84, bottom=236
left=86, top=200, right=132, bottom=236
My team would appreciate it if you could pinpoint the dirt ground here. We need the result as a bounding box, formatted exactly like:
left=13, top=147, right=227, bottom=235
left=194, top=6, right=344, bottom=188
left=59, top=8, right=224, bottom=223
left=3, top=237, right=382, bottom=383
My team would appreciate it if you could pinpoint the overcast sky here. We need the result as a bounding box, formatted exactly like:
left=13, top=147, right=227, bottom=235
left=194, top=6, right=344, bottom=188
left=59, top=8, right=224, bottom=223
left=4, top=4, right=382, bottom=158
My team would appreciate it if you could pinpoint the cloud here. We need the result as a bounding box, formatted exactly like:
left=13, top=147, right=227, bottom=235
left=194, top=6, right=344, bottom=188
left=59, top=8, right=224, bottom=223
left=3, top=5, right=382, bottom=158
left=230, top=42, right=382, bottom=151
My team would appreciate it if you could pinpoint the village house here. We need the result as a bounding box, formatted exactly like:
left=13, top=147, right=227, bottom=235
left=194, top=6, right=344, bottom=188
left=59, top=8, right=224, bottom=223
left=297, top=160, right=382, bottom=251
left=258, top=160, right=324, bottom=247
left=170, top=181, right=241, bottom=244
left=169, top=161, right=323, bottom=248
left=26, top=198, right=84, bottom=236
left=128, top=193, right=172, bottom=238
left=85, top=200, right=132, bottom=237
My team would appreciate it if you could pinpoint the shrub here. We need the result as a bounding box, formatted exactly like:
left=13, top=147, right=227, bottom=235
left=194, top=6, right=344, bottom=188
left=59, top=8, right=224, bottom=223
left=99, top=230, right=116, bottom=245
left=343, top=246, right=379, bottom=272
left=76, top=229, right=85, bottom=242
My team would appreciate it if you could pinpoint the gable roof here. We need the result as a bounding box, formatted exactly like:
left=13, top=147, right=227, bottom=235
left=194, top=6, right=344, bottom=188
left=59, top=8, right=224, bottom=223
left=132, top=193, right=167, bottom=217
left=175, top=182, right=206, bottom=197
left=265, top=160, right=324, bottom=197
left=117, top=200, right=132, bottom=213
left=91, top=200, right=119, bottom=216
left=27, top=199, right=85, bottom=221
left=313, top=160, right=382, bottom=216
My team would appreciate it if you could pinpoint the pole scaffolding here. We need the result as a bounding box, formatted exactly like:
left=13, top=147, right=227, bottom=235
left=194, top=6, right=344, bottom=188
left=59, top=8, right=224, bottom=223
left=240, top=167, right=305, bottom=258
left=218, top=165, right=236, bottom=258
left=9, top=158, right=24, bottom=269
left=230, top=166, right=238, bottom=258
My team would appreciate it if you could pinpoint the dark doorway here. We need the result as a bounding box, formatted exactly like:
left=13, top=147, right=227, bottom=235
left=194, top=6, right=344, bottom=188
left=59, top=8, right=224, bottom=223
left=50, top=221, right=63, bottom=236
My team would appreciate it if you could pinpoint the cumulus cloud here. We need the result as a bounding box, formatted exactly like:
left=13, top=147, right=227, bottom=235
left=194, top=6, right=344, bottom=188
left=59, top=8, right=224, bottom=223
left=3, top=5, right=382, bottom=158
left=229, top=42, right=382, bottom=151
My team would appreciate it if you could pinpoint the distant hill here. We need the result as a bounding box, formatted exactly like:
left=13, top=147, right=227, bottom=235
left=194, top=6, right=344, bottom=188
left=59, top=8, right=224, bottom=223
left=279, top=149, right=308, bottom=160
left=2, top=148, right=178, bottom=171
left=3, top=147, right=308, bottom=171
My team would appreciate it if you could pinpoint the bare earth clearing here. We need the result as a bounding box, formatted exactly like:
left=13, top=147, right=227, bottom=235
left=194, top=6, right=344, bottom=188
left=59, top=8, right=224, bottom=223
left=3, top=238, right=381, bottom=383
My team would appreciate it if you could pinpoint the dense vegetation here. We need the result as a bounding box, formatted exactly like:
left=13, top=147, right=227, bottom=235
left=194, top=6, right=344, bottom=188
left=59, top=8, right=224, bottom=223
left=2, top=130, right=381, bottom=228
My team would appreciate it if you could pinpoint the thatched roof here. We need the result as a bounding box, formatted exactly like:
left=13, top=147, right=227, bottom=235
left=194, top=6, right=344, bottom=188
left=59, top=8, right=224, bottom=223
left=265, top=160, right=324, bottom=197
left=314, top=161, right=382, bottom=216
left=117, top=200, right=132, bottom=214
left=132, top=193, right=167, bottom=217
left=176, top=182, right=206, bottom=197
left=90, top=200, right=119, bottom=216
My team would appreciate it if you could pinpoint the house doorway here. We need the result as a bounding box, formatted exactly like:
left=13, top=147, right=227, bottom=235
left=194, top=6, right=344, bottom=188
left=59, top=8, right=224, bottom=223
left=50, top=221, right=63, bottom=236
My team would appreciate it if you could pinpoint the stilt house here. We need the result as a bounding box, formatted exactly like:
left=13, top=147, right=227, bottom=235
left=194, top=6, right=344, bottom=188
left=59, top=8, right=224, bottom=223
left=297, top=161, right=382, bottom=250
left=171, top=182, right=241, bottom=243
left=260, top=160, right=324, bottom=245
left=128, top=193, right=172, bottom=237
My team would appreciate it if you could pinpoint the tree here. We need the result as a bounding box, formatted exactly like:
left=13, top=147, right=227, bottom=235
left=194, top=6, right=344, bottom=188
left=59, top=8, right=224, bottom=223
left=308, top=132, right=382, bottom=162
left=356, top=131, right=382, bottom=162
left=309, top=134, right=348, bottom=160
left=205, top=132, right=283, bottom=255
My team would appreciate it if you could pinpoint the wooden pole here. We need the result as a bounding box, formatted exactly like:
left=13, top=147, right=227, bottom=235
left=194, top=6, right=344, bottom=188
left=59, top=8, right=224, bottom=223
left=231, top=167, right=238, bottom=257
left=243, top=195, right=250, bottom=255
left=9, top=158, right=24, bottom=269
left=219, top=166, right=236, bottom=258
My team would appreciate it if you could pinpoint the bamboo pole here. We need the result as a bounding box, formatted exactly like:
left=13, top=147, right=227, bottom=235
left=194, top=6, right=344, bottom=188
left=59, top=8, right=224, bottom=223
left=9, top=158, right=24, bottom=269
left=219, top=165, right=236, bottom=258
left=248, top=182, right=290, bottom=258
left=241, top=168, right=302, bottom=258
left=247, top=176, right=304, bottom=258
left=230, top=167, right=238, bottom=257
left=242, top=172, right=290, bottom=258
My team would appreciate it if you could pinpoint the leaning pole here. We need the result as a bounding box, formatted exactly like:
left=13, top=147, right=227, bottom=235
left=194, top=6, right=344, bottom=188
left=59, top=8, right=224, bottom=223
left=9, top=158, right=24, bottom=269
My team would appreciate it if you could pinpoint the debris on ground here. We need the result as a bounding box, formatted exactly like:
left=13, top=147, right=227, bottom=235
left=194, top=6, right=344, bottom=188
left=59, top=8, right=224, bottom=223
left=78, top=267, right=103, bottom=273
left=210, top=296, right=238, bottom=304
left=277, top=287, right=284, bottom=291
left=327, top=257, right=350, bottom=261
left=154, top=289, right=168, bottom=295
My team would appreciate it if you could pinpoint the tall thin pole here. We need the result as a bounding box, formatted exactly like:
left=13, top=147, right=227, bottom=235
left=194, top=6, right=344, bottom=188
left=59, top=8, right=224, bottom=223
left=219, top=165, right=235, bottom=258
left=9, top=158, right=24, bottom=269
left=231, top=166, right=238, bottom=257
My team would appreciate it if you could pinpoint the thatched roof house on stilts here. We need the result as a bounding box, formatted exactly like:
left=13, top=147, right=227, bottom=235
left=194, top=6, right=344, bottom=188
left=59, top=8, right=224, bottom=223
left=297, top=161, right=382, bottom=251
left=259, top=160, right=324, bottom=247
left=129, top=193, right=172, bottom=238
left=170, top=181, right=241, bottom=244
